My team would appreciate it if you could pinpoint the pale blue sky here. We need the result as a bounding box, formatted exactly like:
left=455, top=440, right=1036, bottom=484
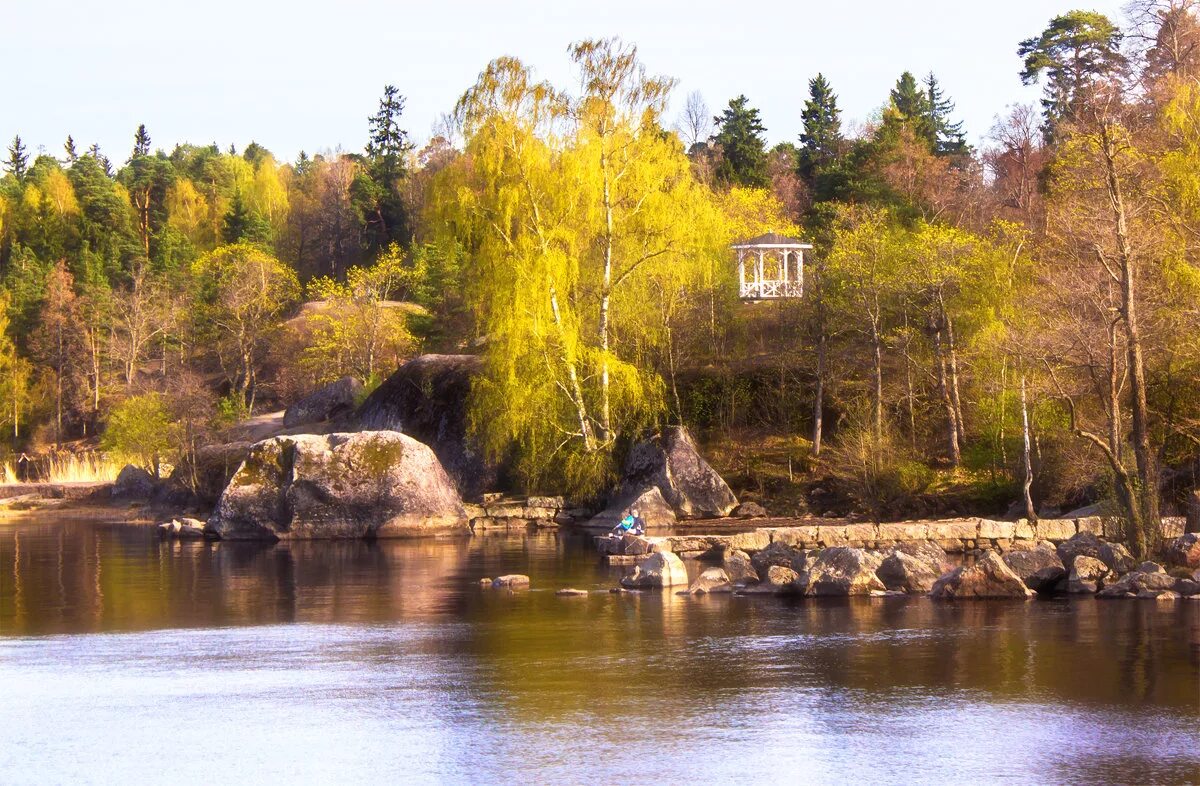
left=5, top=0, right=1127, bottom=163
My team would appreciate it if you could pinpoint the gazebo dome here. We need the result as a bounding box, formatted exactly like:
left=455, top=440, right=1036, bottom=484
left=732, top=231, right=812, bottom=300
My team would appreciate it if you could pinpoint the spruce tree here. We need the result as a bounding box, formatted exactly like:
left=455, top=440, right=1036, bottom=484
left=798, top=74, right=843, bottom=184
left=132, top=124, right=151, bottom=158
left=363, top=84, right=413, bottom=248
left=889, top=72, right=935, bottom=147
left=6, top=135, right=28, bottom=181
left=64, top=135, right=78, bottom=163
left=924, top=73, right=969, bottom=156
left=713, top=95, right=769, bottom=188
left=367, top=84, right=411, bottom=184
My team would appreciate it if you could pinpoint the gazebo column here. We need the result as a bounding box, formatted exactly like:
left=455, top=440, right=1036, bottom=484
left=737, top=249, right=745, bottom=294
left=756, top=250, right=764, bottom=286
left=781, top=249, right=788, bottom=284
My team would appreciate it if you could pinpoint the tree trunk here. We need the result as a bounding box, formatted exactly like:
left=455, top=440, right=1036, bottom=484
left=934, top=328, right=961, bottom=467
left=1102, top=123, right=1158, bottom=559
left=1020, top=374, right=1036, bottom=522
left=811, top=331, right=825, bottom=458
left=945, top=310, right=965, bottom=447
left=870, top=317, right=883, bottom=445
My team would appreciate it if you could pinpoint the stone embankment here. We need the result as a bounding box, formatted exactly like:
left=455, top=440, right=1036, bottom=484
left=464, top=495, right=582, bottom=531
left=594, top=516, right=1187, bottom=559
left=596, top=525, right=1199, bottom=601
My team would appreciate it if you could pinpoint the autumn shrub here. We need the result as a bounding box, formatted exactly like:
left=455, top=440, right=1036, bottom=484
left=824, top=409, right=933, bottom=522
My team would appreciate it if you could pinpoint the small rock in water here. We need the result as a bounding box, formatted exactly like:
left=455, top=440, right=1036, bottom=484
left=555, top=588, right=588, bottom=596
left=685, top=567, right=732, bottom=595
left=479, top=577, right=493, bottom=586
left=492, top=574, right=531, bottom=588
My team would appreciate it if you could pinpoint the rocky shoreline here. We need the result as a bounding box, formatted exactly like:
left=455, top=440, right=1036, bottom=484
left=596, top=529, right=1200, bottom=601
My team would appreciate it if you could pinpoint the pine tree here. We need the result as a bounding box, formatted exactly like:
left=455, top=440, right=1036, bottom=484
left=713, top=95, right=769, bottom=188
left=924, top=73, right=969, bottom=156
left=6, top=135, right=28, bottom=181
left=1018, top=11, right=1126, bottom=139
left=798, top=74, right=843, bottom=183
left=366, top=84, right=411, bottom=184
left=362, top=84, right=413, bottom=249
left=889, top=72, right=935, bottom=147
left=132, top=124, right=151, bottom=159
left=64, top=135, right=78, bottom=163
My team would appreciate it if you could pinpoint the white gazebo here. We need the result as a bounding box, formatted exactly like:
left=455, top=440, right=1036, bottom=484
left=732, top=232, right=812, bottom=300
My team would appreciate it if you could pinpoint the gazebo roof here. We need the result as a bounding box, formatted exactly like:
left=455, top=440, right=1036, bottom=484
left=731, top=232, right=812, bottom=249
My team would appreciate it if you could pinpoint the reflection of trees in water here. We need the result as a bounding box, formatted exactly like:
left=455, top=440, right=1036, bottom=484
left=1, top=518, right=1196, bottom=719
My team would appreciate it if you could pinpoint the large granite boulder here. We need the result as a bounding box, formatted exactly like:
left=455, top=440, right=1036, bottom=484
left=930, top=552, right=1035, bottom=599
left=1056, top=531, right=1134, bottom=574
left=208, top=431, right=469, bottom=541
left=1068, top=555, right=1110, bottom=594
left=618, top=426, right=737, bottom=519
left=1165, top=533, right=1200, bottom=570
left=684, top=567, right=733, bottom=595
left=354, top=354, right=495, bottom=499
left=1002, top=542, right=1066, bottom=594
left=584, top=486, right=677, bottom=531
left=620, top=551, right=688, bottom=588
left=751, top=541, right=807, bottom=577
left=1098, top=561, right=1179, bottom=598
left=877, top=551, right=942, bottom=594
left=739, top=565, right=803, bottom=595
left=804, top=547, right=885, bottom=596
left=112, top=464, right=156, bottom=499
left=283, top=376, right=363, bottom=428
left=722, top=549, right=759, bottom=585
left=170, top=441, right=252, bottom=506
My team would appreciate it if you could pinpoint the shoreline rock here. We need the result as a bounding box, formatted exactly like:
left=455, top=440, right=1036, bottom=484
left=207, top=431, right=469, bottom=541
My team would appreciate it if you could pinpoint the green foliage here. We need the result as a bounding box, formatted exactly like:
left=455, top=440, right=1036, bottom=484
left=713, top=95, right=769, bottom=188
left=798, top=74, right=843, bottom=186
left=101, top=393, right=176, bottom=475
left=1018, top=11, right=1125, bottom=137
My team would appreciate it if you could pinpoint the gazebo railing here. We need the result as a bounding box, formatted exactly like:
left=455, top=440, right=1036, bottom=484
left=740, top=279, right=803, bottom=300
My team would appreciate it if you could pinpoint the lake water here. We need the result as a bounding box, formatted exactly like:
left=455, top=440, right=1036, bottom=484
left=1, top=513, right=1197, bottom=785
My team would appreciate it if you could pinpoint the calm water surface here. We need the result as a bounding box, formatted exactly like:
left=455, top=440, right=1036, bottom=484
left=0, top=513, right=1197, bottom=785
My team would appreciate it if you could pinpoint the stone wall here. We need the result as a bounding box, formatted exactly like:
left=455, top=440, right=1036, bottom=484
left=595, top=516, right=1187, bottom=559
left=465, top=495, right=582, bottom=531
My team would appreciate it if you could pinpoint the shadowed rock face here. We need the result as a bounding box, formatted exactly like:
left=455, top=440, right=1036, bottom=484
left=284, top=377, right=363, bottom=428
left=208, top=431, right=468, bottom=541
left=620, top=427, right=738, bottom=519
left=931, top=552, right=1035, bottom=599
left=354, top=355, right=495, bottom=500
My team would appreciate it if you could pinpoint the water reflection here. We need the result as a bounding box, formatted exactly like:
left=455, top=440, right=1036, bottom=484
left=0, top=514, right=1198, bottom=784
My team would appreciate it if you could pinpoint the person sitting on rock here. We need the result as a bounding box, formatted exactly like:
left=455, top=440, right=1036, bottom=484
left=609, top=509, right=644, bottom=538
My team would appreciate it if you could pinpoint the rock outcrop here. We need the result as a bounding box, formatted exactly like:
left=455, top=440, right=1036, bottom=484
left=804, top=547, right=885, bottom=596
left=283, top=376, right=363, bottom=428
left=930, top=552, right=1035, bottom=599
left=684, top=567, right=732, bottom=595
left=1098, top=561, right=1179, bottom=598
left=354, top=354, right=495, bottom=499
left=170, top=441, right=252, bottom=506
left=157, top=517, right=208, bottom=539
left=112, top=464, right=156, bottom=499
left=739, top=565, right=802, bottom=594
left=722, top=549, right=759, bottom=585
left=1001, top=542, right=1066, bottom=593
left=585, top=486, right=677, bottom=532
left=616, top=426, right=738, bottom=520
left=620, top=551, right=689, bottom=588
left=1067, top=555, right=1110, bottom=594
left=731, top=501, right=767, bottom=519
left=1165, top=533, right=1200, bottom=570
left=207, top=431, right=469, bottom=541
left=1056, top=531, right=1135, bottom=574
left=877, top=550, right=942, bottom=594
left=751, top=541, right=807, bottom=577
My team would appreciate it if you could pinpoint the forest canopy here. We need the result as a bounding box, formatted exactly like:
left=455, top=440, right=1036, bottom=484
left=4, top=2, right=1200, bottom=556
